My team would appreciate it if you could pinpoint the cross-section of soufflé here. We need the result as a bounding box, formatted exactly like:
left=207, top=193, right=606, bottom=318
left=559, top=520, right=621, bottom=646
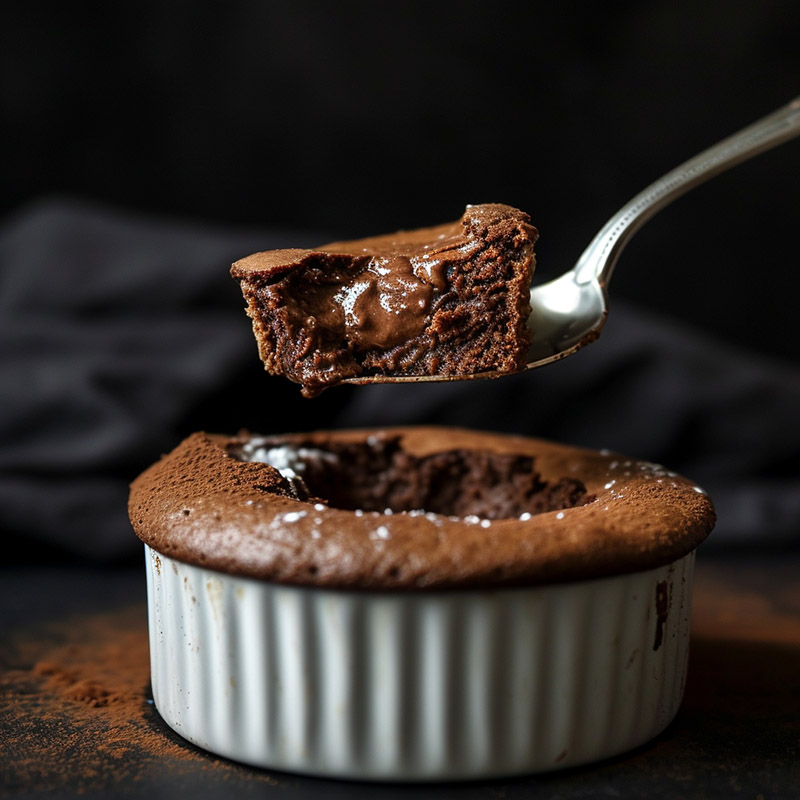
left=231, top=204, right=538, bottom=397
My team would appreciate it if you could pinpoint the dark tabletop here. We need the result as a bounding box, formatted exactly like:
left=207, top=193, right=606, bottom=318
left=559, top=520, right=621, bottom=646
left=2, top=552, right=798, bottom=799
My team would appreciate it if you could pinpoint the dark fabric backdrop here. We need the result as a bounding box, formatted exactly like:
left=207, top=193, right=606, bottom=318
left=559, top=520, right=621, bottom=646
left=1, top=201, right=797, bottom=563
left=1, top=2, right=798, bottom=562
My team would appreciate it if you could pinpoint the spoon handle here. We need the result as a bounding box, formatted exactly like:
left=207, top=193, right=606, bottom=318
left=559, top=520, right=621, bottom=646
left=574, top=96, right=800, bottom=286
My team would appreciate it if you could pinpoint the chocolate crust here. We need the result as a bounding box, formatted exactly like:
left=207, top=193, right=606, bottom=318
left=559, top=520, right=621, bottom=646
left=230, top=204, right=537, bottom=397
left=129, top=427, right=715, bottom=590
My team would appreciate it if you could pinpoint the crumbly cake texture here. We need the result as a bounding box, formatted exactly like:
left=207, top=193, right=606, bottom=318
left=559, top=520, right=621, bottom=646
left=230, top=204, right=538, bottom=397
left=129, top=427, right=715, bottom=590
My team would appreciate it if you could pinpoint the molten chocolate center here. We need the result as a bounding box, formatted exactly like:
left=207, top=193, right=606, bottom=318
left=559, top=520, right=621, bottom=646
left=231, top=435, right=591, bottom=520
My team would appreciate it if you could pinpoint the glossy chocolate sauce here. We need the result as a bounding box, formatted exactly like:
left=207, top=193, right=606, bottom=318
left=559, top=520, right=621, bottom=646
left=231, top=204, right=537, bottom=396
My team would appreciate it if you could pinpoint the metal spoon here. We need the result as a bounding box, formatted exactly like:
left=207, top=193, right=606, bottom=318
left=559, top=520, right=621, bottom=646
left=344, top=96, right=800, bottom=385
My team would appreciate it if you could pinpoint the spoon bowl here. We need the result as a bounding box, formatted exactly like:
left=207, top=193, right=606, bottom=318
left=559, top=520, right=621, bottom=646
left=344, top=96, right=800, bottom=386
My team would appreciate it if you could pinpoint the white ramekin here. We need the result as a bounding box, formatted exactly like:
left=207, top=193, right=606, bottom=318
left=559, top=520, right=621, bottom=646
left=145, top=544, right=694, bottom=780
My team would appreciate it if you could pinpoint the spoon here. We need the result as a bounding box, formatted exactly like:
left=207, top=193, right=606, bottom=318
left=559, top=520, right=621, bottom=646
left=344, top=96, right=800, bottom=385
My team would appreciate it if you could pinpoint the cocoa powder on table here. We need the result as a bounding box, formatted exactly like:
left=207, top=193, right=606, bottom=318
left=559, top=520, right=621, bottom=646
left=0, top=603, right=278, bottom=795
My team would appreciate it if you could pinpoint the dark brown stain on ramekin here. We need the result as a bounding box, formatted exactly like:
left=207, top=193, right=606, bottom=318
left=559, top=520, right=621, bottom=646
left=654, top=580, right=670, bottom=650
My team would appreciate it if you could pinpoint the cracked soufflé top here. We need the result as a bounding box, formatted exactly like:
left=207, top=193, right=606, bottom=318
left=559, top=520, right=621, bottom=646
left=129, top=426, right=715, bottom=590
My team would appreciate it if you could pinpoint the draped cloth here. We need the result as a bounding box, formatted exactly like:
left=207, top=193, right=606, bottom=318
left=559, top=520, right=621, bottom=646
left=2, top=200, right=797, bottom=561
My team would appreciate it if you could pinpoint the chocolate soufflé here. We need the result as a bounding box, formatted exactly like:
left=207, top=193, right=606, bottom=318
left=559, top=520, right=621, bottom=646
left=230, top=204, right=537, bottom=397
left=129, top=427, right=715, bottom=590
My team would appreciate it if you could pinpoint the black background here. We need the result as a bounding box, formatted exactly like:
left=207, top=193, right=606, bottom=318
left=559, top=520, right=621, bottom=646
left=3, top=0, right=799, bottom=359
left=1, top=1, right=799, bottom=562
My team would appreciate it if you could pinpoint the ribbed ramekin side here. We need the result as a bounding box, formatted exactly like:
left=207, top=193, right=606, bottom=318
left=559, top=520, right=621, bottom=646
left=145, top=547, right=695, bottom=779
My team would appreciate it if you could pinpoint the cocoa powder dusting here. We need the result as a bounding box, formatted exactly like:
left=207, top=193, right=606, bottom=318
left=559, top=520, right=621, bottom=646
left=0, top=604, right=278, bottom=795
